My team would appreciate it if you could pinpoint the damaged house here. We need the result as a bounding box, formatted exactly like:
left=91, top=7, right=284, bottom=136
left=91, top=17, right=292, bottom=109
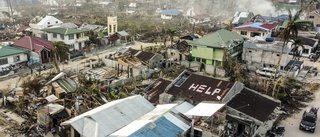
left=242, top=39, right=293, bottom=71
left=109, top=102, right=194, bottom=137
left=231, top=11, right=254, bottom=27
left=226, top=88, right=281, bottom=137
left=116, top=47, right=164, bottom=69
left=166, top=40, right=192, bottom=62
left=60, top=95, right=194, bottom=137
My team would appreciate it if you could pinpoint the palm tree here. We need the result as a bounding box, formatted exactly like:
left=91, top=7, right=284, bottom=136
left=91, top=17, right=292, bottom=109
left=275, top=8, right=312, bottom=72
left=167, top=28, right=177, bottom=46
left=290, top=38, right=304, bottom=60
left=52, top=41, right=70, bottom=72
left=273, top=2, right=313, bottom=97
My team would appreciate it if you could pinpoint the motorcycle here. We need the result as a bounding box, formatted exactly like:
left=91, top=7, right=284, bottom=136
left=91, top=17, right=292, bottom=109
left=266, top=126, right=285, bottom=137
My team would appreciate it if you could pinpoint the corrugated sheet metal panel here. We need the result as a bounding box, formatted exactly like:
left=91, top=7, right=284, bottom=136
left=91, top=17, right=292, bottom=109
left=129, top=117, right=183, bottom=137
left=172, top=101, right=195, bottom=115
left=109, top=120, right=151, bottom=136
left=62, top=95, right=154, bottom=137
left=164, top=113, right=191, bottom=131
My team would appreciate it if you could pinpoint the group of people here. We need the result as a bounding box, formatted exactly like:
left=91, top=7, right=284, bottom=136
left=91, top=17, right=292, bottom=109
left=310, top=107, right=319, bottom=114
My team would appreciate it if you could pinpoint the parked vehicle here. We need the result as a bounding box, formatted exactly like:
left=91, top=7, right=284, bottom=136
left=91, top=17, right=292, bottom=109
left=255, top=68, right=280, bottom=78
left=299, top=109, right=317, bottom=133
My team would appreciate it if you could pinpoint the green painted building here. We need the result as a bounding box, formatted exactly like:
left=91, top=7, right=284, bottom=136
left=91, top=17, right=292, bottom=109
left=189, top=29, right=245, bottom=67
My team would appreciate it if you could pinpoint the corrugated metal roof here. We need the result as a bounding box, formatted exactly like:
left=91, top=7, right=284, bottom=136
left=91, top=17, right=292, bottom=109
left=189, top=29, right=244, bottom=48
left=110, top=102, right=193, bottom=137
left=61, top=95, right=155, bottom=137
left=185, top=103, right=225, bottom=116
left=227, top=88, right=280, bottom=122
left=167, top=72, right=234, bottom=102
left=171, top=101, right=195, bottom=117
left=128, top=116, right=185, bottom=137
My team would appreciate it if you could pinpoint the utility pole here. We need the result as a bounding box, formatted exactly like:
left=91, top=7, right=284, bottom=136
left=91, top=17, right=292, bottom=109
left=6, top=0, right=15, bottom=31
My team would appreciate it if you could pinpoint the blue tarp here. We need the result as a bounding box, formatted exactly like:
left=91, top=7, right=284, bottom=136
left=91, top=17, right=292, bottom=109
left=28, top=56, right=40, bottom=66
left=129, top=117, right=183, bottom=137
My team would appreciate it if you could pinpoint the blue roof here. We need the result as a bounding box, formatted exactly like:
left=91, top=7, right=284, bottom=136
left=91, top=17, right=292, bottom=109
left=160, top=9, right=182, bottom=16
left=129, top=117, right=184, bottom=137
left=262, top=14, right=289, bottom=21
left=235, top=22, right=270, bottom=31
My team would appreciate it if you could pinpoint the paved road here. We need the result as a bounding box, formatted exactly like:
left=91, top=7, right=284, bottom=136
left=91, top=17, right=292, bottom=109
left=279, top=57, right=320, bottom=137
left=279, top=90, right=320, bottom=137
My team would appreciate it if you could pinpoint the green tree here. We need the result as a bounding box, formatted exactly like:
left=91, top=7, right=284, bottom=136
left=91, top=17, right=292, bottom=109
left=52, top=41, right=70, bottom=72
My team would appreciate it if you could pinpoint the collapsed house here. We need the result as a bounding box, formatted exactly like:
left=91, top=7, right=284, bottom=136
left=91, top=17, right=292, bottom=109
left=37, top=103, right=70, bottom=137
left=115, top=47, right=164, bottom=69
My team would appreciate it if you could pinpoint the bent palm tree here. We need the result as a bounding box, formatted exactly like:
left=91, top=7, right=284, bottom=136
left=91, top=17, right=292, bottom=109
left=52, top=41, right=70, bottom=72
left=273, top=2, right=313, bottom=97
left=276, top=1, right=314, bottom=72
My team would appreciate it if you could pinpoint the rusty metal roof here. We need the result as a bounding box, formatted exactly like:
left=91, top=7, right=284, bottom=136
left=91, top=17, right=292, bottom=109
left=167, top=72, right=234, bottom=102
left=146, top=79, right=172, bottom=104
left=128, top=49, right=155, bottom=63
left=227, top=88, right=279, bottom=122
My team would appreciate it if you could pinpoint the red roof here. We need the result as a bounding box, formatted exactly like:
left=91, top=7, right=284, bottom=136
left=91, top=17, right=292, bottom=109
left=261, top=24, right=277, bottom=30
left=13, top=36, right=53, bottom=53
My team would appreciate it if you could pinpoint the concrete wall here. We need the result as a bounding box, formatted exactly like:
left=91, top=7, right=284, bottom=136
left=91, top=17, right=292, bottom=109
left=242, top=47, right=293, bottom=69
left=189, top=61, right=201, bottom=71
left=107, top=69, right=156, bottom=88
left=149, top=54, right=164, bottom=69
left=47, top=33, right=89, bottom=50
left=167, top=48, right=180, bottom=61
left=180, top=60, right=190, bottom=68
left=0, top=53, right=28, bottom=68
left=102, top=59, right=118, bottom=68
left=205, top=64, right=215, bottom=75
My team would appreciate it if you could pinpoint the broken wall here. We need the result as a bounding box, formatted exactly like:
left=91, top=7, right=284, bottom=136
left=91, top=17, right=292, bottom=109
left=102, top=59, right=118, bottom=68
left=189, top=61, right=201, bottom=71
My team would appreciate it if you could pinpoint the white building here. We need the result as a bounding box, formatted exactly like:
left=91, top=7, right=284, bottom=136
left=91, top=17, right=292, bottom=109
left=29, top=15, right=63, bottom=38
left=184, top=5, right=210, bottom=24
left=43, top=27, right=89, bottom=51
left=233, top=22, right=277, bottom=40
left=0, top=45, right=28, bottom=69
left=242, top=40, right=293, bottom=71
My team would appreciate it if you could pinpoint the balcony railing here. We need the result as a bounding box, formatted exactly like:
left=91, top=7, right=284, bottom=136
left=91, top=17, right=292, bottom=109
left=76, top=36, right=89, bottom=42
